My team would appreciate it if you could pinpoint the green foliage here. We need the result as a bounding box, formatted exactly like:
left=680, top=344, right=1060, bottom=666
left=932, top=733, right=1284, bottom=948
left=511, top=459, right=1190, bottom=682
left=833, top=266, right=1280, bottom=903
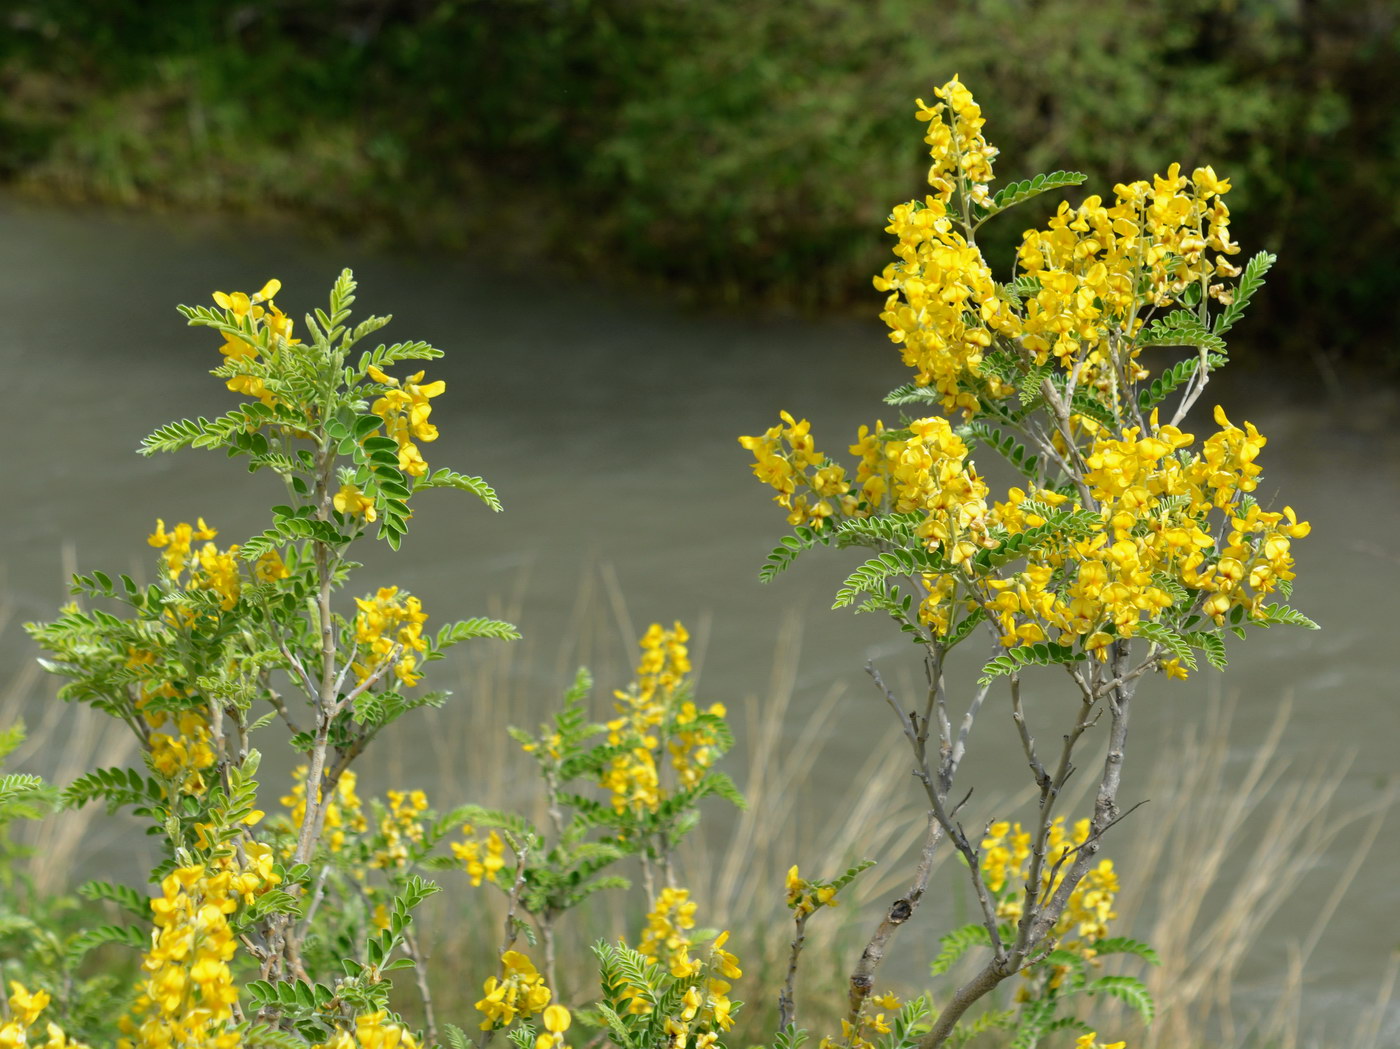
left=975, top=509, right=1102, bottom=571
left=1136, top=352, right=1228, bottom=413
left=1137, top=310, right=1228, bottom=356
left=414, top=469, right=504, bottom=513
left=957, top=422, right=1040, bottom=481
left=0, top=3, right=1391, bottom=368
left=930, top=924, right=990, bottom=977
left=979, top=644, right=1086, bottom=686
left=835, top=550, right=953, bottom=610
left=1214, top=251, right=1277, bottom=336
left=758, top=524, right=833, bottom=583
left=975, top=171, right=1089, bottom=225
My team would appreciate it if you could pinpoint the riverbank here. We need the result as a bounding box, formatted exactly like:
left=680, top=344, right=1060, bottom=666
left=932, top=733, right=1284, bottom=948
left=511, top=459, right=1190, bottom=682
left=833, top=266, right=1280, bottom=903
left=2, top=0, right=1396, bottom=373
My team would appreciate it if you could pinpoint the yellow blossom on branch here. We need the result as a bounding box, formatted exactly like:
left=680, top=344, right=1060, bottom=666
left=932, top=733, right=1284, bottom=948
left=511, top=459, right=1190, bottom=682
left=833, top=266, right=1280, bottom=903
left=367, top=365, right=445, bottom=477
left=475, top=950, right=553, bottom=1031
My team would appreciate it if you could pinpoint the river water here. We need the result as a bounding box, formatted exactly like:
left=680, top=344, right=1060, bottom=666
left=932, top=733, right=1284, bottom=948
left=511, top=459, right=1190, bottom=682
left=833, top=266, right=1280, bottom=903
left=1, top=197, right=1396, bottom=1043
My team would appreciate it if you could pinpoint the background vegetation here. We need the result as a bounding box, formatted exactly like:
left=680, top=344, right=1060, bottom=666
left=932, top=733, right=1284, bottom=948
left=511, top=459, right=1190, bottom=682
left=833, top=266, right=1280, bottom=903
left=2, top=0, right=1395, bottom=371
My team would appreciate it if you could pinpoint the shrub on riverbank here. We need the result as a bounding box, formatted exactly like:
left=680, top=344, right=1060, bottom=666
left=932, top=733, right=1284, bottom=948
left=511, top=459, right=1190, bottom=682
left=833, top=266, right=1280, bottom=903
left=1, top=0, right=1395, bottom=371
left=0, top=69, right=1386, bottom=1049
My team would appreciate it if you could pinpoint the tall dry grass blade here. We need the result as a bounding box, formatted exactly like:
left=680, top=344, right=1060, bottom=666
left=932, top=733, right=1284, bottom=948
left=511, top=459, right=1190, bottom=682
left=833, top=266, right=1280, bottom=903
left=1097, top=690, right=1393, bottom=1049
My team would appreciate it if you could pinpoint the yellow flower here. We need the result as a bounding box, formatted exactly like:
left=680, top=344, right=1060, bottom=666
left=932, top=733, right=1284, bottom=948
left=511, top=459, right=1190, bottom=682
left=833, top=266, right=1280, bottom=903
left=335, top=483, right=378, bottom=522
left=475, top=950, right=553, bottom=1030
left=370, top=367, right=445, bottom=478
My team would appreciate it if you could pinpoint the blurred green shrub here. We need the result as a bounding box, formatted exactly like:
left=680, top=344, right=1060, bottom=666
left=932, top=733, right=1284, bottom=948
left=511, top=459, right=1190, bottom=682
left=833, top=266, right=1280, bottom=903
left=1, top=0, right=1394, bottom=369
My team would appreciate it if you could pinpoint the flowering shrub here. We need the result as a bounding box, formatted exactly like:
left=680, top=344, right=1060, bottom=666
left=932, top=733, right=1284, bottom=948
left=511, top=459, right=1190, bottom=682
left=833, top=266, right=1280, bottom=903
left=741, top=76, right=1313, bottom=1048
left=17, top=272, right=741, bottom=1049
left=5, top=77, right=1311, bottom=1049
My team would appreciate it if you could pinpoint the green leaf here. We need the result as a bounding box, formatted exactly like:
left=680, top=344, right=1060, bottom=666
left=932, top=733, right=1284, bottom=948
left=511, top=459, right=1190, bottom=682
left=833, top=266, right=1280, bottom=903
left=978, top=643, right=1084, bottom=686
left=1252, top=603, right=1319, bottom=629
left=432, top=617, right=522, bottom=654
left=773, top=1025, right=810, bottom=1049
left=834, top=512, right=926, bottom=550
left=883, top=382, right=945, bottom=407
left=78, top=879, right=151, bottom=920
left=957, top=421, right=1039, bottom=481
left=442, top=1024, right=474, bottom=1049
left=835, top=549, right=953, bottom=609
left=416, top=468, right=502, bottom=511
left=1185, top=629, right=1228, bottom=670
left=1092, top=936, right=1161, bottom=965
left=974, top=508, right=1101, bottom=571
left=1088, top=974, right=1156, bottom=1023
left=1137, top=311, right=1227, bottom=355
left=68, top=923, right=147, bottom=955
left=0, top=773, right=46, bottom=809
left=1134, top=622, right=1198, bottom=670
left=1136, top=352, right=1227, bottom=413
left=1214, top=251, right=1276, bottom=336
left=758, top=525, right=833, bottom=583
left=942, top=606, right=987, bottom=649
left=930, top=923, right=990, bottom=976
left=977, top=171, right=1088, bottom=222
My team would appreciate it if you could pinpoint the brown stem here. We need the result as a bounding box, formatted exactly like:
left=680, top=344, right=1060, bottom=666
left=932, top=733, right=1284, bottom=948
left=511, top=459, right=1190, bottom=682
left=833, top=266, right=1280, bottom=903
left=777, top=911, right=810, bottom=1030
left=845, top=813, right=943, bottom=1026
left=402, top=927, right=438, bottom=1045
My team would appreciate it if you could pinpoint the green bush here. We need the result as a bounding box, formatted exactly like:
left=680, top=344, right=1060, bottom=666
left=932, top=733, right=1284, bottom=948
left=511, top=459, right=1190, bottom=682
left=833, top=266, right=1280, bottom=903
left=1, top=0, right=1395, bottom=369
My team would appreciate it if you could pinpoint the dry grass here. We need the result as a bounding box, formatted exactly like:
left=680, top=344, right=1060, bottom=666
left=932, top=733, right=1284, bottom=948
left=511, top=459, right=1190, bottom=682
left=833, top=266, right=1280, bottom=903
left=1098, top=693, right=1397, bottom=1049
left=5, top=575, right=1396, bottom=1048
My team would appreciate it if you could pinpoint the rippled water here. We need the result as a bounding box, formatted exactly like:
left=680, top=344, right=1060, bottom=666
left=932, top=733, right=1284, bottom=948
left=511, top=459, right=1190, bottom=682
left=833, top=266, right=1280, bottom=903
left=2, top=197, right=1396, bottom=1043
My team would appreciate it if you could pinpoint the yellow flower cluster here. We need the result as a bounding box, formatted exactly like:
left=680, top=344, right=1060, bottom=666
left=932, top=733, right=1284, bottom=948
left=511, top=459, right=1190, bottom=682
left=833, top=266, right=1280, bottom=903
left=981, top=818, right=1118, bottom=947
left=873, top=200, right=1020, bottom=414
left=123, top=649, right=216, bottom=798
left=371, top=789, right=429, bottom=869
left=623, top=892, right=739, bottom=1043
left=668, top=700, right=726, bottom=789
left=916, top=75, right=998, bottom=206
left=1, top=982, right=92, bottom=1049
left=637, top=887, right=700, bottom=978
left=863, top=78, right=1251, bottom=414
left=784, top=865, right=839, bottom=918
left=671, top=936, right=741, bottom=1043
left=352, top=586, right=429, bottom=687
left=633, top=622, right=691, bottom=703
left=279, top=766, right=368, bottom=854
left=147, top=518, right=242, bottom=612
left=744, top=404, right=1307, bottom=665
left=119, top=854, right=278, bottom=1049
left=1017, top=163, right=1239, bottom=388
left=367, top=366, right=445, bottom=478
left=820, top=990, right=904, bottom=1049
left=740, top=413, right=991, bottom=549
left=601, top=622, right=709, bottom=814
left=983, top=409, right=1309, bottom=658
left=312, top=1012, right=421, bottom=1049
left=451, top=824, right=506, bottom=886
left=211, top=279, right=295, bottom=406
left=737, top=412, right=852, bottom=530
left=869, top=78, right=1024, bottom=413
left=474, top=950, right=554, bottom=1031
left=148, top=710, right=217, bottom=796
